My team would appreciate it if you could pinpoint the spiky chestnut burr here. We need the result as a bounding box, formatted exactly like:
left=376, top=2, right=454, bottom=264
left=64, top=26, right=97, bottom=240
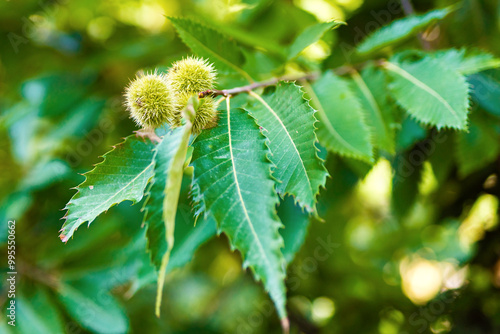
left=125, top=72, right=181, bottom=130
left=168, top=57, right=218, bottom=133
left=167, top=57, right=217, bottom=93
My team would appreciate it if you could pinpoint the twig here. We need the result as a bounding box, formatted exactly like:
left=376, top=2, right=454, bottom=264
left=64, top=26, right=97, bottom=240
left=198, top=72, right=319, bottom=98
left=18, top=261, right=60, bottom=289
left=198, top=59, right=386, bottom=99
left=400, top=0, right=432, bottom=50
left=400, top=0, right=415, bottom=15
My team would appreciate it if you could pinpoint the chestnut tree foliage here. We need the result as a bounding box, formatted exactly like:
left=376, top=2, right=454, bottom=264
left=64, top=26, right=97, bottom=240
left=59, top=7, right=500, bottom=328
left=4, top=0, right=500, bottom=333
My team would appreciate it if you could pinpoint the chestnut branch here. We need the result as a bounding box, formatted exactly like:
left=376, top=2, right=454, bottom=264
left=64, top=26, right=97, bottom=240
left=198, top=60, right=385, bottom=98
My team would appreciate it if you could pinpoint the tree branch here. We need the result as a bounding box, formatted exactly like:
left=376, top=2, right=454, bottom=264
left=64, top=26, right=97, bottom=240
left=198, top=59, right=386, bottom=99
left=400, top=0, right=432, bottom=50
left=400, top=0, right=415, bottom=15
left=198, top=72, right=319, bottom=98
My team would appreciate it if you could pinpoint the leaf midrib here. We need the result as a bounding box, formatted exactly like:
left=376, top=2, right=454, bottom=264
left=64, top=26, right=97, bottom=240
left=249, top=90, right=313, bottom=193
left=304, top=82, right=368, bottom=157
left=66, top=162, right=154, bottom=235
left=226, top=98, right=272, bottom=270
left=384, top=61, right=460, bottom=123
left=174, top=21, right=253, bottom=83
left=351, top=71, right=391, bottom=143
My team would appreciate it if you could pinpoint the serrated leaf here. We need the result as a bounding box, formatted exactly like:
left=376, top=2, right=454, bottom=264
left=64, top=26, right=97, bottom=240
left=169, top=17, right=253, bottom=82
left=191, top=99, right=288, bottom=321
left=288, top=20, right=344, bottom=59
left=306, top=72, right=374, bottom=163
left=469, top=69, right=500, bottom=117
left=278, top=196, right=310, bottom=265
left=57, top=282, right=128, bottom=334
left=357, top=6, right=454, bottom=55
left=247, top=83, right=328, bottom=212
left=143, top=131, right=216, bottom=271
left=214, top=23, right=287, bottom=59
left=60, top=136, right=155, bottom=242
left=351, top=66, right=396, bottom=153
left=384, top=57, right=470, bottom=130
left=456, top=112, right=500, bottom=177
left=429, top=48, right=500, bottom=75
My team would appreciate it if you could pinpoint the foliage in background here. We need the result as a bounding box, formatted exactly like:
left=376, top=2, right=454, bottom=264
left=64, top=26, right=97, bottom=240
left=1, top=0, right=500, bottom=333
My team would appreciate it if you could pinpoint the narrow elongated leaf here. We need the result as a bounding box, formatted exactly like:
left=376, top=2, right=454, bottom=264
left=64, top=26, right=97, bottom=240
left=143, top=131, right=216, bottom=271
left=247, top=83, right=328, bottom=212
left=307, top=73, right=374, bottom=163
left=456, top=113, right=500, bottom=177
left=191, top=100, right=288, bottom=322
left=384, top=57, right=470, bottom=130
left=60, top=136, right=155, bottom=242
left=288, top=20, right=344, bottom=59
left=149, top=125, right=193, bottom=316
left=167, top=210, right=217, bottom=269
left=357, top=6, right=454, bottom=55
left=169, top=17, right=253, bottom=82
left=351, top=66, right=396, bottom=153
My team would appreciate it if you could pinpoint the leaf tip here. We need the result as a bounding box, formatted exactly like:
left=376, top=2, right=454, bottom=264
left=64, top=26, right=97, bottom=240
left=59, top=233, right=69, bottom=243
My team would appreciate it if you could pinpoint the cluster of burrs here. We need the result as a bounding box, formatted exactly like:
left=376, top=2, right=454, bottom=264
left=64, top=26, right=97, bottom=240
left=125, top=57, right=217, bottom=134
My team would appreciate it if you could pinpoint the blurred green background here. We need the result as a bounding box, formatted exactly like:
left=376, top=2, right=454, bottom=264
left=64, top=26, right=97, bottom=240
left=1, top=0, right=500, bottom=333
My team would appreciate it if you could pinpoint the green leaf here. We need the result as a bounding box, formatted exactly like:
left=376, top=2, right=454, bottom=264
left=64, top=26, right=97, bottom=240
left=357, top=6, right=454, bottom=55
left=429, top=48, right=500, bottom=75
left=351, top=66, right=396, bottom=153
left=60, top=136, right=155, bottom=242
left=247, top=83, right=328, bottom=212
left=169, top=17, right=253, bottom=82
left=19, top=159, right=71, bottom=191
left=242, top=50, right=283, bottom=79
left=214, top=23, right=287, bottom=59
left=469, top=69, right=500, bottom=117
left=168, top=208, right=217, bottom=269
left=21, top=73, right=94, bottom=117
left=456, top=112, right=500, bottom=177
left=288, top=20, right=344, bottom=59
left=143, top=130, right=216, bottom=271
left=306, top=73, right=374, bottom=163
left=396, top=116, right=428, bottom=151
left=191, top=99, right=288, bottom=322
left=384, top=57, right=470, bottom=130
left=392, top=150, right=423, bottom=218
left=17, top=287, right=65, bottom=334
left=278, top=196, right=310, bottom=265
left=57, top=282, right=128, bottom=334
